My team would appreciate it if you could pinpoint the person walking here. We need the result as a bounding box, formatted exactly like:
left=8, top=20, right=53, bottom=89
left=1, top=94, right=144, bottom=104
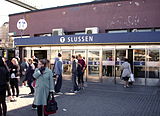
left=9, top=58, right=20, bottom=101
left=71, top=55, right=79, bottom=93
left=0, top=56, right=9, bottom=116
left=33, top=59, right=54, bottom=116
left=121, top=58, right=132, bottom=88
left=54, top=53, right=63, bottom=94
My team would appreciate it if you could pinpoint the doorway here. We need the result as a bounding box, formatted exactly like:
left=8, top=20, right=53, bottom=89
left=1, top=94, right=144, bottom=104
left=34, top=50, right=47, bottom=59
left=102, top=49, right=115, bottom=83
left=87, top=50, right=100, bottom=82
left=62, top=50, right=72, bottom=75
left=146, top=49, right=160, bottom=85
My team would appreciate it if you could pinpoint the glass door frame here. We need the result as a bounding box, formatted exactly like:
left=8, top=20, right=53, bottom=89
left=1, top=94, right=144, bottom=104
left=102, top=47, right=116, bottom=83
left=146, top=47, right=160, bottom=85
left=61, top=50, right=72, bottom=77
left=87, top=49, right=101, bottom=82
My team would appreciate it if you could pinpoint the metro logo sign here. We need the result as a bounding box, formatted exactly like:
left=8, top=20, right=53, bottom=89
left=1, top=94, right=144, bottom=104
left=17, top=19, right=27, bottom=30
left=59, top=36, right=94, bottom=43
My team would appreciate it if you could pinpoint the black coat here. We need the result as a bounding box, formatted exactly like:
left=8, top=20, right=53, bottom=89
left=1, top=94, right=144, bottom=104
left=25, top=64, right=35, bottom=82
left=72, top=60, right=77, bottom=75
left=10, top=64, right=19, bottom=77
left=0, top=66, right=9, bottom=94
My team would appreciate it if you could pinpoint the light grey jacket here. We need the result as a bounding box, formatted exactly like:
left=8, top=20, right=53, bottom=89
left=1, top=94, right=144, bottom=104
left=54, top=58, right=63, bottom=75
left=33, top=67, right=54, bottom=105
left=121, top=61, right=132, bottom=77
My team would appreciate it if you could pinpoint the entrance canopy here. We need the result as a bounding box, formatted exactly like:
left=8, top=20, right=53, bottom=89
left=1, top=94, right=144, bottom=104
left=14, top=32, right=160, bottom=46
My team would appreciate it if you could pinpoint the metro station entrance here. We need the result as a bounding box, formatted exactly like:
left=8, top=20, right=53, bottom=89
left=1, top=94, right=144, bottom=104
left=24, top=45, right=160, bottom=86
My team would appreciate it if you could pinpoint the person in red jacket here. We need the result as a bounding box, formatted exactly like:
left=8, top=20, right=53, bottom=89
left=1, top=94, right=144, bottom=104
left=77, top=54, right=86, bottom=89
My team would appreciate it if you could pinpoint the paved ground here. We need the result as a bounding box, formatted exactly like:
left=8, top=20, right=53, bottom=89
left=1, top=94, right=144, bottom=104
left=6, top=80, right=160, bottom=116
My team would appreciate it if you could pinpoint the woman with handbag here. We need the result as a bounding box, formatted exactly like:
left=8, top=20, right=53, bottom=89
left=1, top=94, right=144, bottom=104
left=33, top=59, right=54, bottom=116
left=121, top=58, right=132, bottom=88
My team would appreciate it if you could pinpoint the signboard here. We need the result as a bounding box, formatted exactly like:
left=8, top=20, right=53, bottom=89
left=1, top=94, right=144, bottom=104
left=14, top=32, right=160, bottom=46
left=17, top=19, right=27, bottom=30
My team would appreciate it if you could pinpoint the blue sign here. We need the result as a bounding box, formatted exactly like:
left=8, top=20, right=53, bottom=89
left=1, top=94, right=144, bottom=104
left=14, top=32, right=160, bottom=46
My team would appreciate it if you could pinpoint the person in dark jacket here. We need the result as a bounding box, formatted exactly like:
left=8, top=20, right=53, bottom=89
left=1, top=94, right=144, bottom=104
left=2, top=58, right=12, bottom=101
left=0, top=56, right=9, bottom=116
left=71, top=55, right=79, bottom=93
left=9, top=58, right=20, bottom=101
left=20, top=57, right=29, bottom=86
left=26, top=58, right=35, bottom=94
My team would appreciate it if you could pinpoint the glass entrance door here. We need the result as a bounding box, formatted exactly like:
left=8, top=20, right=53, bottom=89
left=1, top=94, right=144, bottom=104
left=62, top=50, right=71, bottom=75
left=115, top=49, right=126, bottom=80
left=88, top=50, right=100, bottom=82
left=102, top=49, right=115, bottom=83
left=146, top=49, right=160, bottom=85
left=133, top=49, right=145, bottom=78
left=74, top=51, right=86, bottom=58
left=34, top=50, right=47, bottom=59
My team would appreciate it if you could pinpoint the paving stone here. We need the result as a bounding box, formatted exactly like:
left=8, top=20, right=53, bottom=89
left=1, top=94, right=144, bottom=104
left=6, top=80, right=160, bottom=116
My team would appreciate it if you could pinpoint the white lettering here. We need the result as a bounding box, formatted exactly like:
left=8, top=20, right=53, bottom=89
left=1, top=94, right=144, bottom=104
left=85, top=36, right=88, bottom=42
left=78, top=36, right=81, bottom=42
left=68, top=37, right=70, bottom=42
left=74, top=37, right=78, bottom=42
left=71, top=37, right=73, bottom=42
left=60, top=36, right=94, bottom=43
left=81, top=36, right=84, bottom=42
left=89, top=36, right=93, bottom=41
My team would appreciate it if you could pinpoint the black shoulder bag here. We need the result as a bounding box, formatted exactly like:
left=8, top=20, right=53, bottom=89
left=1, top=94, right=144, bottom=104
left=44, top=92, right=58, bottom=115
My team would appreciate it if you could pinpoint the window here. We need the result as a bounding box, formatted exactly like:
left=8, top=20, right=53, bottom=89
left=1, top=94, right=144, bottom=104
left=75, top=32, right=85, bottom=35
left=65, top=31, right=85, bottom=35
left=132, top=29, right=152, bottom=32
left=107, top=30, right=128, bottom=33
left=155, top=29, right=160, bottom=32
left=134, top=49, right=145, bottom=61
left=34, top=33, right=51, bottom=37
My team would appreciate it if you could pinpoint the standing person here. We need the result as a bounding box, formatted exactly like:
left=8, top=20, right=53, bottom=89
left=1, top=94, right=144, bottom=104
left=54, top=53, right=63, bottom=94
left=32, top=56, right=38, bottom=69
left=0, top=56, right=9, bottom=116
left=77, top=54, right=86, bottom=89
left=25, top=59, right=35, bottom=94
left=9, top=58, right=20, bottom=101
left=106, top=56, right=112, bottom=77
left=33, top=59, right=54, bottom=116
left=20, top=57, right=29, bottom=86
left=2, top=57, right=12, bottom=101
left=71, top=55, right=79, bottom=93
left=121, top=58, right=132, bottom=88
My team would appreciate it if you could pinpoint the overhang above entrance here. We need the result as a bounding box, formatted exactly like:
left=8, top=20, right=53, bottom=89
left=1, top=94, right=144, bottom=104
left=14, top=32, right=160, bottom=46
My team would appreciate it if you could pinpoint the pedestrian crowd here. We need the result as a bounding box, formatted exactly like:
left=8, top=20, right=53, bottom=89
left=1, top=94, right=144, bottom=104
left=0, top=53, right=134, bottom=116
left=0, top=53, right=86, bottom=116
